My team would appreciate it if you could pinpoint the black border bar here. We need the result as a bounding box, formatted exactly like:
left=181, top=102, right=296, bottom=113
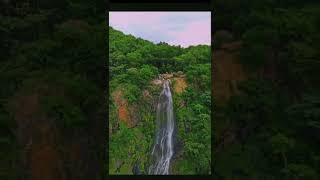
left=110, top=3, right=211, bottom=11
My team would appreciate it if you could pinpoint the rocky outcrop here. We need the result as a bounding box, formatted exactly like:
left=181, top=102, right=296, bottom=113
left=112, top=90, right=138, bottom=128
left=213, top=41, right=249, bottom=104
left=213, top=41, right=250, bottom=152
left=8, top=89, right=66, bottom=180
left=213, top=40, right=280, bottom=153
left=152, top=73, right=187, bottom=94
left=162, top=73, right=174, bottom=79
left=173, top=77, right=187, bottom=94
left=7, top=84, right=104, bottom=180
left=213, top=40, right=279, bottom=104
left=112, top=74, right=187, bottom=129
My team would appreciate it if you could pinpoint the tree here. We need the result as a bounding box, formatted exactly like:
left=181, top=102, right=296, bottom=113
left=269, top=133, right=294, bottom=169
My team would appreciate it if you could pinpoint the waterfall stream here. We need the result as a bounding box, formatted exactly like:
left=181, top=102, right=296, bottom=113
left=148, top=80, right=175, bottom=175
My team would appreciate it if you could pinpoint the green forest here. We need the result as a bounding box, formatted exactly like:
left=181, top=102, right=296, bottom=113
left=0, top=1, right=107, bottom=179
left=1, top=0, right=320, bottom=179
left=213, top=0, right=320, bottom=179
left=109, top=27, right=211, bottom=174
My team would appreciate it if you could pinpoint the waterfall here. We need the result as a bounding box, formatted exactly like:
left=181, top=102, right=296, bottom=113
left=148, top=80, right=175, bottom=175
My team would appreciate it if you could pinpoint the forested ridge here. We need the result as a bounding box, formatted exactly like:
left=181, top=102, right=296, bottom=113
left=213, top=0, right=320, bottom=179
left=1, top=1, right=107, bottom=179
left=109, top=26, right=211, bottom=174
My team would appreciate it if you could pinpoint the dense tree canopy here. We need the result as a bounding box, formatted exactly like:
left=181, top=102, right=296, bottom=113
left=109, top=26, right=211, bottom=174
left=213, top=0, right=320, bottom=179
left=1, top=1, right=106, bottom=179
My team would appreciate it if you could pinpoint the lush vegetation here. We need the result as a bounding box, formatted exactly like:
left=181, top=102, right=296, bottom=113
left=213, top=0, right=320, bottom=179
left=2, top=0, right=319, bottom=178
left=0, top=1, right=106, bottom=179
left=109, top=27, right=211, bottom=174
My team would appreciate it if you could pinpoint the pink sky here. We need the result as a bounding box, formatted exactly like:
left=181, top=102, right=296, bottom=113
left=109, top=12, right=211, bottom=47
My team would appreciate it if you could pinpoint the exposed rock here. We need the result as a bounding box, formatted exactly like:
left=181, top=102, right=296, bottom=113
left=9, top=91, right=66, bottom=180
left=173, top=77, right=187, bottom=94
left=151, top=73, right=187, bottom=94
left=112, top=90, right=138, bottom=128
left=142, top=90, right=152, bottom=99
left=151, top=79, right=162, bottom=85
left=118, top=106, right=129, bottom=123
left=132, top=160, right=141, bottom=175
left=29, top=144, right=65, bottom=180
left=213, top=41, right=249, bottom=104
left=115, top=160, right=124, bottom=173
left=213, top=40, right=278, bottom=104
left=162, top=73, right=173, bottom=79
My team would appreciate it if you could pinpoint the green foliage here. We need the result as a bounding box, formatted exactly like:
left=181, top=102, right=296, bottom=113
left=173, top=159, right=195, bottom=175
left=109, top=120, right=152, bottom=174
left=282, top=164, right=318, bottom=180
left=42, top=95, right=87, bottom=129
left=109, top=26, right=211, bottom=174
left=0, top=1, right=107, bottom=179
left=109, top=26, right=210, bottom=74
left=269, top=133, right=294, bottom=154
left=122, top=84, right=140, bottom=104
left=213, top=2, right=320, bottom=179
left=186, top=64, right=211, bottom=90
left=287, top=95, right=320, bottom=142
left=174, top=86, right=211, bottom=174
left=227, top=79, right=277, bottom=128
left=173, top=73, right=211, bottom=173
left=240, top=28, right=268, bottom=70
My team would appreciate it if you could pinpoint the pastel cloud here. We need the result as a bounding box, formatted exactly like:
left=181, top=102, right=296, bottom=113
left=109, top=12, right=211, bottom=47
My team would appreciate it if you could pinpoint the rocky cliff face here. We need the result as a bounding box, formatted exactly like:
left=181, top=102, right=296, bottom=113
left=213, top=41, right=249, bottom=104
left=112, top=90, right=138, bottom=128
left=152, top=73, right=187, bottom=94
left=8, top=87, right=65, bottom=180
left=213, top=40, right=280, bottom=154
left=111, top=74, right=187, bottom=130
left=7, top=83, right=104, bottom=180
left=213, top=40, right=279, bottom=105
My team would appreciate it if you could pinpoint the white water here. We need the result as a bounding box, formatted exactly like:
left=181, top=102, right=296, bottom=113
left=148, top=80, right=175, bottom=175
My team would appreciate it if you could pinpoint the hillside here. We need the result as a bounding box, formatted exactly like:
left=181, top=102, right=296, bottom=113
left=212, top=1, right=320, bottom=179
left=109, top=27, right=211, bottom=174
left=0, top=1, right=106, bottom=180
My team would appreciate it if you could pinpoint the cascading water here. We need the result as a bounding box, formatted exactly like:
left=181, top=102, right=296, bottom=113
left=148, top=79, right=175, bottom=175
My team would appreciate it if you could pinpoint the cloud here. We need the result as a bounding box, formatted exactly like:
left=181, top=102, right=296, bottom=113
left=109, top=12, right=211, bottom=47
left=167, top=18, right=211, bottom=47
